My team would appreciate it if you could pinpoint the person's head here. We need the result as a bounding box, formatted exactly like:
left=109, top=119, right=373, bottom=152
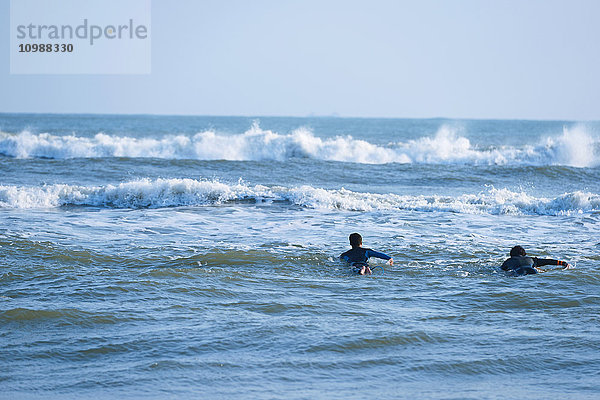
left=510, top=245, right=526, bottom=257
left=349, top=233, right=362, bottom=248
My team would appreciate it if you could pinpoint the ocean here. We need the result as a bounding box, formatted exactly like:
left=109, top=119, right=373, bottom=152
left=1, top=113, right=599, bottom=399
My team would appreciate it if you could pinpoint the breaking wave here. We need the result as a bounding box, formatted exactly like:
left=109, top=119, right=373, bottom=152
left=1, top=178, right=598, bottom=215
left=0, top=123, right=598, bottom=167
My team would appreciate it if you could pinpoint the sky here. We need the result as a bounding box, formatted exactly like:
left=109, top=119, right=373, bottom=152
left=1, top=0, right=599, bottom=120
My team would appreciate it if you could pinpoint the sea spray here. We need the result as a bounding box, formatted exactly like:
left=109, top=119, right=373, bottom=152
left=541, top=125, right=599, bottom=168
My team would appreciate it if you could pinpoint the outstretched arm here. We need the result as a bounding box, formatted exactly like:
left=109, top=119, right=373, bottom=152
left=366, top=249, right=393, bottom=265
left=533, top=257, right=569, bottom=268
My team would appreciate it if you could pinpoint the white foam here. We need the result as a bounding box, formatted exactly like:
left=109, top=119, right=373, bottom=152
left=0, top=179, right=598, bottom=215
left=1, top=123, right=598, bottom=167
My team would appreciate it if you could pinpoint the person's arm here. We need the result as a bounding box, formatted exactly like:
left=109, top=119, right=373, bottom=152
left=500, top=258, right=512, bottom=271
left=340, top=250, right=350, bottom=263
left=532, top=257, right=569, bottom=268
left=365, top=249, right=393, bottom=265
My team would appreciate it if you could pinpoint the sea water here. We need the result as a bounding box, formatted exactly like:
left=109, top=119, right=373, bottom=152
left=1, top=114, right=599, bottom=399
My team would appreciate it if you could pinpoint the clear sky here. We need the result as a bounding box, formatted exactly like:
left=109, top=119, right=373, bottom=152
left=1, top=0, right=599, bottom=120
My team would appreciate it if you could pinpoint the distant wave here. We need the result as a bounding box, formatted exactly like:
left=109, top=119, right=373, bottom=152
left=0, top=123, right=598, bottom=167
left=1, top=178, right=598, bottom=215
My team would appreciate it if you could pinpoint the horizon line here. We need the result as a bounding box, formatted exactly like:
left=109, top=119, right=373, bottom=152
left=0, top=111, right=596, bottom=124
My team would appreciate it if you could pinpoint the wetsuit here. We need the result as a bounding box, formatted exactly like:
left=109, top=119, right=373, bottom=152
left=501, top=256, right=567, bottom=276
left=340, top=247, right=391, bottom=272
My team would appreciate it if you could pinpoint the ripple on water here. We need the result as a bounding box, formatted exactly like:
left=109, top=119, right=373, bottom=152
left=0, top=307, right=142, bottom=327
left=304, top=330, right=449, bottom=354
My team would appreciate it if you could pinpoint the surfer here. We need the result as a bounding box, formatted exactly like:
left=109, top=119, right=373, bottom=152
left=501, top=245, right=569, bottom=276
left=340, top=233, right=393, bottom=275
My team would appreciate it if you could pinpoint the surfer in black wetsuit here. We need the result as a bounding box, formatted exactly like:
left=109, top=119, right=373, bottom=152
left=340, top=233, right=393, bottom=275
left=501, top=245, right=569, bottom=276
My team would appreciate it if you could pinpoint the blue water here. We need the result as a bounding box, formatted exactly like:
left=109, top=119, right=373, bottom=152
left=1, top=113, right=599, bottom=399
